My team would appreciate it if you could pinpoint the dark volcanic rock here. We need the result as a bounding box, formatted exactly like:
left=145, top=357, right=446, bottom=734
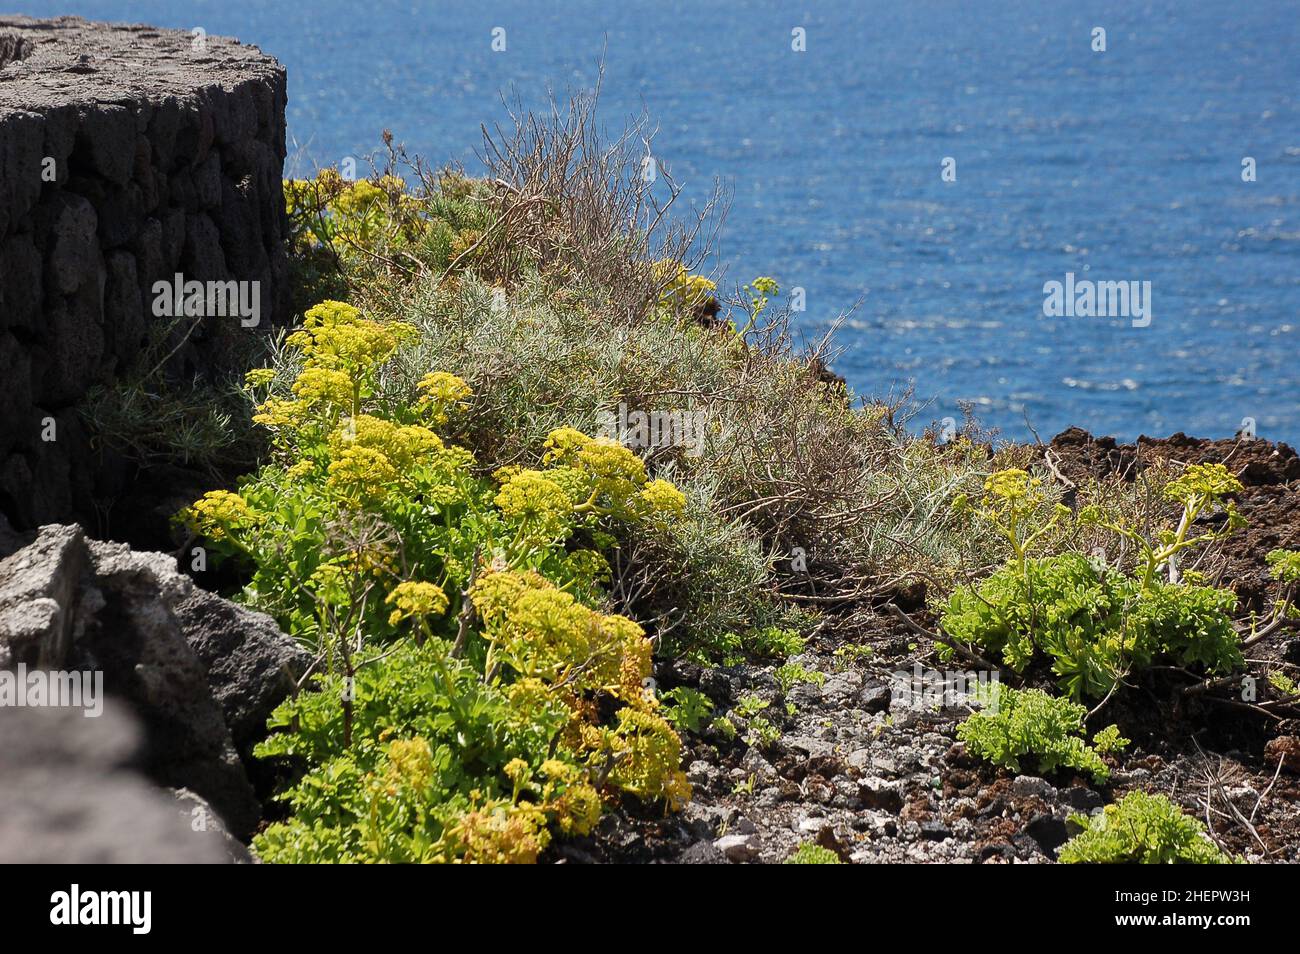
left=0, top=16, right=289, bottom=535
left=174, top=585, right=310, bottom=754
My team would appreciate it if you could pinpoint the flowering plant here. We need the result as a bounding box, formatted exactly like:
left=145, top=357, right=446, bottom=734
left=183, top=299, right=691, bottom=862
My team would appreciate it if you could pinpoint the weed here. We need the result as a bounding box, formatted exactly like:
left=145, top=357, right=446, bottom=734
left=1059, top=791, right=1236, bottom=864
left=956, top=685, right=1111, bottom=782
left=785, top=842, right=842, bottom=864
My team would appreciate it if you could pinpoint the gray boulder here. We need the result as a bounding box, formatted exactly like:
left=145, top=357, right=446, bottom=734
left=0, top=703, right=237, bottom=863
left=75, top=534, right=260, bottom=837
left=0, top=523, right=308, bottom=842
left=174, top=586, right=309, bottom=754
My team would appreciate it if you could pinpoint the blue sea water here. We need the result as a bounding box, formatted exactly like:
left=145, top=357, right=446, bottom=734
left=22, top=0, right=1300, bottom=443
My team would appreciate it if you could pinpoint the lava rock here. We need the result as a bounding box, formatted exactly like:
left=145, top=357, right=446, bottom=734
left=858, top=776, right=904, bottom=813
left=714, top=833, right=761, bottom=863
left=859, top=681, right=891, bottom=713
left=173, top=586, right=310, bottom=754
left=1023, top=812, right=1071, bottom=855
left=0, top=524, right=304, bottom=841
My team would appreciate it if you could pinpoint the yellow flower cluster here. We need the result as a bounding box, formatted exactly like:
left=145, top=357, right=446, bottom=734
left=468, top=570, right=690, bottom=808
left=290, top=366, right=354, bottom=411
left=983, top=468, right=1037, bottom=502
left=327, top=445, right=399, bottom=501
left=250, top=301, right=415, bottom=432
left=745, top=275, right=780, bottom=319
left=183, top=490, right=259, bottom=541
left=386, top=581, right=450, bottom=627
left=536, top=759, right=602, bottom=835
left=376, top=737, right=435, bottom=797
left=323, top=414, right=471, bottom=504
left=563, top=548, right=611, bottom=585
left=251, top=396, right=308, bottom=429
left=639, top=478, right=687, bottom=518
left=493, top=470, right=574, bottom=541
left=446, top=800, right=549, bottom=864
left=544, top=427, right=646, bottom=487
left=958, top=467, right=1068, bottom=563
left=328, top=415, right=444, bottom=468
left=416, top=372, right=472, bottom=426
left=440, top=756, right=604, bottom=861
left=282, top=175, right=326, bottom=218
left=286, top=300, right=414, bottom=377
left=329, top=176, right=403, bottom=220
left=605, top=707, right=693, bottom=811
left=499, top=587, right=651, bottom=692
left=1163, top=462, right=1243, bottom=505
left=543, top=427, right=642, bottom=503
left=493, top=428, right=688, bottom=534
left=285, top=170, right=423, bottom=254
left=655, top=260, right=717, bottom=312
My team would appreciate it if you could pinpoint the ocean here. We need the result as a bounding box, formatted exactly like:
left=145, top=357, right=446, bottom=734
left=20, top=0, right=1300, bottom=443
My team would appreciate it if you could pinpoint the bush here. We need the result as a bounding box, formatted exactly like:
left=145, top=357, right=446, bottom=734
left=1059, top=791, right=1236, bottom=864
left=285, top=134, right=1029, bottom=655
left=955, top=685, right=1111, bottom=782
left=184, top=300, right=693, bottom=862
left=252, top=641, right=595, bottom=863
left=942, top=466, right=1247, bottom=700
left=941, top=553, right=1243, bottom=700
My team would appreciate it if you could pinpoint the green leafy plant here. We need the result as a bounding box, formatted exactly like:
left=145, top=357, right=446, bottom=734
left=185, top=300, right=695, bottom=863
left=746, top=626, right=808, bottom=659
left=731, top=774, right=755, bottom=796
left=775, top=662, right=826, bottom=695
left=711, top=716, right=737, bottom=742
left=956, top=685, right=1111, bottom=782
left=1267, top=548, right=1300, bottom=585
left=785, top=842, right=842, bottom=864
left=942, top=465, right=1251, bottom=701
left=833, top=643, right=874, bottom=667
left=745, top=716, right=782, bottom=747
left=1091, top=724, right=1131, bottom=754
left=661, top=687, right=715, bottom=734
left=1059, top=791, right=1236, bottom=864
left=941, top=552, right=1243, bottom=701
left=1267, top=671, right=1298, bottom=697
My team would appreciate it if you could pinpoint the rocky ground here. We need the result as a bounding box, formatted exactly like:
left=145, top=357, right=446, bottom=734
left=570, top=430, right=1300, bottom=864
left=3, top=429, right=1298, bottom=864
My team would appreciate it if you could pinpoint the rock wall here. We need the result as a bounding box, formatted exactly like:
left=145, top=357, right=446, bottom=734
left=0, top=16, right=289, bottom=532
